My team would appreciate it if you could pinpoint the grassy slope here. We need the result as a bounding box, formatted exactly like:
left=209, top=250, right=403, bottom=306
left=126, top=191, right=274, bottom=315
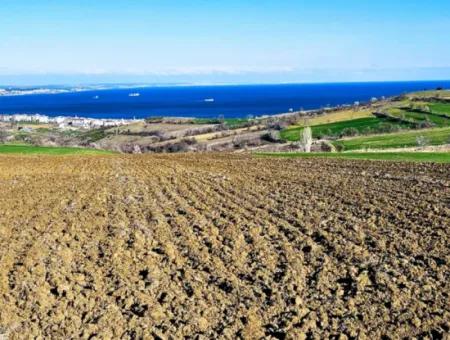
left=0, top=144, right=114, bottom=155
left=429, top=102, right=450, bottom=115
left=292, top=108, right=373, bottom=127
left=407, top=90, right=450, bottom=99
left=333, top=127, right=450, bottom=151
left=281, top=117, right=410, bottom=141
left=256, top=152, right=450, bottom=163
left=387, top=108, right=450, bottom=127
left=192, top=118, right=250, bottom=128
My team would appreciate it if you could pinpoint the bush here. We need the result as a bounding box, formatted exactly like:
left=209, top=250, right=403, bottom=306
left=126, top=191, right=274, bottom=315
left=361, top=127, right=373, bottom=135
left=334, top=143, right=345, bottom=152
left=322, top=128, right=334, bottom=138
left=340, top=127, right=359, bottom=137
left=261, top=131, right=281, bottom=143
left=374, top=123, right=402, bottom=134
left=409, top=103, right=431, bottom=113
left=0, top=130, right=8, bottom=143
left=141, top=138, right=198, bottom=153
left=145, top=117, right=164, bottom=123
left=416, top=121, right=435, bottom=129
left=320, top=141, right=336, bottom=152
left=266, top=121, right=289, bottom=131
left=416, top=135, right=430, bottom=147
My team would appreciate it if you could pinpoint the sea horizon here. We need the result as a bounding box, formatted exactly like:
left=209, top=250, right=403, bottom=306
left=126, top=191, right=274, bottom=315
left=1, top=80, right=449, bottom=119
left=2, top=78, right=450, bottom=89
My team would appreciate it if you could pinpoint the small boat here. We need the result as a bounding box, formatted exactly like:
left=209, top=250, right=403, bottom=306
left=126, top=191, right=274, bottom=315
left=93, top=95, right=100, bottom=99
left=204, top=98, right=215, bottom=102
left=129, top=92, right=140, bottom=97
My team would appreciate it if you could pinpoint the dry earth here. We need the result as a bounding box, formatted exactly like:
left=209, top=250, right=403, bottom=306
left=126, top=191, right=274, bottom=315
left=0, top=154, right=449, bottom=339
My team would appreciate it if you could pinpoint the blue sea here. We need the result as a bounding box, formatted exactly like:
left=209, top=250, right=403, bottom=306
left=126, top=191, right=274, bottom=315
left=0, top=81, right=449, bottom=119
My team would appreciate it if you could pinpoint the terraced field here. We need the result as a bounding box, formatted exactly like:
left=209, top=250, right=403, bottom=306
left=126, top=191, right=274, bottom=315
left=280, top=117, right=411, bottom=141
left=0, top=154, right=448, bottom=339
left=0, top=144, right=114, bottom=155
left=333, top=127, right=450, bottom=151
left=387, top=108, right=450, bottom=127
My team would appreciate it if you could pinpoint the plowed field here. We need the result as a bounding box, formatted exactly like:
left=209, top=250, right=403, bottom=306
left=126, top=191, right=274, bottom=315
left=0, top=154, right=448, bottom=339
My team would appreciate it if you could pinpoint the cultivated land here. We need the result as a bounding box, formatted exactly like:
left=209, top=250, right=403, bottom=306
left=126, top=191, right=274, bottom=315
left=280, top=117, right=413, bottom=141
left=0, top=154, right=448, bottom=338
left=0, top=144, right=114, bottom=155
left=1, top=90, right=449, bottom=155
left=278, top=92, right=450, bottom=155
left=257, top=151, right=450, bottom=163
left=333, top=127, right=450, bottom=151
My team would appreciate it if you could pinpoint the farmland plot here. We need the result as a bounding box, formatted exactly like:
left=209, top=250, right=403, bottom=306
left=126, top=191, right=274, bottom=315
left=0, top=154, right=448, bottom=338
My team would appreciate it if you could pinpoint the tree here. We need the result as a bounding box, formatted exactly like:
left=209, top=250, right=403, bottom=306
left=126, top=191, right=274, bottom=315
left=132, top=144, right=142, bottom=154
left=416, top=135, right=429, bottom=148
left=300, top=127, right=312, bottom=152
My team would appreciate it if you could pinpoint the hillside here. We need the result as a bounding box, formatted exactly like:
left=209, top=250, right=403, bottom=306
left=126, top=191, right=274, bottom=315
left=1, top=90, right=449, bottom=157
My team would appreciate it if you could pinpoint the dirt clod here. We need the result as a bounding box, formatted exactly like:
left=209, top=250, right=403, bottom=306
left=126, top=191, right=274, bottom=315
left=0, top=153, right=448, bottom=338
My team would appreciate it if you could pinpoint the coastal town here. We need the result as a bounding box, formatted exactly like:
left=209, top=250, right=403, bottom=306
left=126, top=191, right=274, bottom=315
left=0, top=113, right=140, bottom=129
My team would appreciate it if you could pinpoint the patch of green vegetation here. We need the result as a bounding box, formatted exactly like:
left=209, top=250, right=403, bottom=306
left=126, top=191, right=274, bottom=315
left=332, top=127, right=450, bottom=151
left=60, top=128, right=109, bottom=143
left=280, top=117, right=412, bottom=141
left=256, top=151, right=450, bottom=163
left=192, top=118, right=250, bottom=128
left=78, top=128, right=109, bottom=143
left=144, top=117, right=165, bottom=123
left=0, top=144, right=114, bottom=155
left=428, top=102, right=450, bottom=115
left=388, top=108, right=450, bottom=127
left=407, top=90, right=450, bottom=99
left=35, top=128, right=52, bottom=133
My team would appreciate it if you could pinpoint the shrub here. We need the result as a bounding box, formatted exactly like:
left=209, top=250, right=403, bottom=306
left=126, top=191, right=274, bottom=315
left=340, top=127, right=359, bottom=137
left=374, top=123, right=402, bottom=134
left=320, top=141, right=336, bottom=152
left=145, top=117, right=164, bottom=123
left=266, top=121, right=289, bottom=131
left=334, top=143, right=345, bottom=152
left=317, top=128, right=334, bottom=139
left=261, top=131, right=281, bottom=143
left=416, top=135, right=430, bottom=147
left=0, top=130, right=8, bottom=143
left=362, top=127, right=373, bottom=135
left=141, top=138, right=198, bottom=153
left=417, top=121, right=434, bottom=129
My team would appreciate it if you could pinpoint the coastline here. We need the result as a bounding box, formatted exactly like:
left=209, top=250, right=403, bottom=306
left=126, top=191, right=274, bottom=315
left=0, top=113, right=141, bottom=128
left=0, top=81, right=448, bottom=120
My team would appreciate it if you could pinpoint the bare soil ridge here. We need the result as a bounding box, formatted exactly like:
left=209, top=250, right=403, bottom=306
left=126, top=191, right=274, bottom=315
left=0, top=154, right=448, bottom=338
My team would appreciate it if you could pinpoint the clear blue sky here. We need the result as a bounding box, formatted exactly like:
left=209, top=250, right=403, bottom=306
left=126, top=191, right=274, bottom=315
left=1, top=0, right=449, bottom=85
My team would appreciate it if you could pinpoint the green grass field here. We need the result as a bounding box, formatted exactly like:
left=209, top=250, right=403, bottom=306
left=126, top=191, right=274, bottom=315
left=0, top=144, right=114, bottom=155
left=333, top=127, right=450, bottom=151
left=256, top=152, right=450, bottom=163
left=428, top=102, right=450, bottom=115
left=280, top=117, right=411, bottom=141
left=388, top=108, right=450, bottom=127
left=407, top=90, right=450, bottom=99
left=192, top=118, right=250, bottom=128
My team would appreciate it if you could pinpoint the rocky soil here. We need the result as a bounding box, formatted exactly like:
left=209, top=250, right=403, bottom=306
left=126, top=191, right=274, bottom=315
left=0, top=154, right=448, bottom=339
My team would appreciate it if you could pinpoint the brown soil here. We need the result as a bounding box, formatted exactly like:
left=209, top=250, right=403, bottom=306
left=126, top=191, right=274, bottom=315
left=0, top=154, right=448, bottom=339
